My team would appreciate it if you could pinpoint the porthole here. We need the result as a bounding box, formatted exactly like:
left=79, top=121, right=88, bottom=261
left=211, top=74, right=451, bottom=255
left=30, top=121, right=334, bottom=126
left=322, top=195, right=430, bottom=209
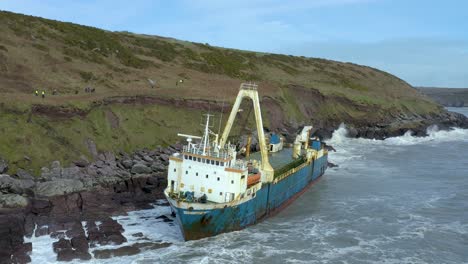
left=206, top=175, right=209, bottom=179
left=217, top=177, right=220, bottom=181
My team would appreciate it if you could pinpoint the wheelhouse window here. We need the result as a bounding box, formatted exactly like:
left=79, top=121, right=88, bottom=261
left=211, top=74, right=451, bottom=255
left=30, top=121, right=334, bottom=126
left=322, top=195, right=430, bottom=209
left=216, top=161, right=219, bottom=166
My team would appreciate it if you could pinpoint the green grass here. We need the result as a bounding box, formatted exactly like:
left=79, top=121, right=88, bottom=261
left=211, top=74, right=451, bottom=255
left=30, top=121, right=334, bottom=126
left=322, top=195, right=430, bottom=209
left=0, top=103, right=211, bottom=174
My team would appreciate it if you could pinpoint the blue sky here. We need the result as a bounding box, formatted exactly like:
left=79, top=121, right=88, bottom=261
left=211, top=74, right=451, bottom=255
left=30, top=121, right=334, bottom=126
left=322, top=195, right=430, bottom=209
left=1, top=0, right=467, bottom=87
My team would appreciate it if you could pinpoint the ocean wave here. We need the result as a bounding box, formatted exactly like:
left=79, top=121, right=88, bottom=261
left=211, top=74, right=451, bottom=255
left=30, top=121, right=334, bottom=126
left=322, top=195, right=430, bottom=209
left=327, top=124, right=468, bottom=147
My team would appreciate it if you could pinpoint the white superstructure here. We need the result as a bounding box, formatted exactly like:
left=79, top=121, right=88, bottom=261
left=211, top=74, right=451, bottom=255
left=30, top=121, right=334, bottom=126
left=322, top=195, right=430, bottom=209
left=167, top=115, right=255, bottom=203
left=167, top=83, right=268, bottom=204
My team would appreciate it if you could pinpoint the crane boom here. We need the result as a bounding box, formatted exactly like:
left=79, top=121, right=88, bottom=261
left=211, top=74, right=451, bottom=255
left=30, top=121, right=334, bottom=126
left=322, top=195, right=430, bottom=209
left=219, top=83, right=274, bottom=182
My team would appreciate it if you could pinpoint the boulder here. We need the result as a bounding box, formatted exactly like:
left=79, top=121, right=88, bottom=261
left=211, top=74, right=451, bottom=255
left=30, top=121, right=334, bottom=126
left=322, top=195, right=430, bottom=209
left=73, top=155, right=89, bottom=167
left=0, top=174, right=19, bottom=193
left=41, top=164, right=62, bottom=180
left=61, top=166, right=82, bottom=179
left=87, top=218, right=127, bottom=247
left=11, top=242, right=32, bottom=263
left=131, top=164, right=151, bottom=174
left=96, top=166, right=117, bottom=177
left=150, top=163, right=166, bottom=172
left=105, top=234, right=127, bottom=245
left=71, top=235, right=89, bottom=252
left=53, top=238, right=72, bottom=253
left=35, top=179, right=84, bottom=197
left=142, top=155, right=153, bottom=162
left=0, top=193, right=28, bottom=208
left=121, top=159, right=133, bottom=169
left=156, top=215, right=173, bottom=223
left=15, top=169, right=34, bottom=180
left=131, top=232, right=144, bottom=237
left=159, top=154, right=169, bottom=163
left=103, top=152, right=116, bottom=166
left=0, top=174, right=33, bottom=194
left=57, top=248, right=92, bottom=261
left=95, top=160, right=105, bottom=168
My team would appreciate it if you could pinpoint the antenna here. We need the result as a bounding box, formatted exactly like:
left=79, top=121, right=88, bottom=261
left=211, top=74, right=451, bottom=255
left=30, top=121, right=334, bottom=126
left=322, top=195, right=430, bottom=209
left=200, top=114, right=214, bottom=155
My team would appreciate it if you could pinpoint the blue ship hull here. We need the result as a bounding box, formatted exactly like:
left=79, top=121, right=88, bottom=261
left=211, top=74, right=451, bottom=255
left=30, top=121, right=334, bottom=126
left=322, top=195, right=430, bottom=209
left=169, top=154, right=328, bottom=240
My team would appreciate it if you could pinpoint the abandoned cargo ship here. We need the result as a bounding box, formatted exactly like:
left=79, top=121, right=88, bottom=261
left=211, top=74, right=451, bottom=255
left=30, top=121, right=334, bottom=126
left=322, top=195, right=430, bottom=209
left=164, top=83, right=328, bottom=240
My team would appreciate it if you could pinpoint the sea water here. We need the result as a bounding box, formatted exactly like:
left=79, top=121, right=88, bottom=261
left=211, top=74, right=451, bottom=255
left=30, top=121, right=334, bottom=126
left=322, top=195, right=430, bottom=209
left=27, top=108, right=468, bottom=264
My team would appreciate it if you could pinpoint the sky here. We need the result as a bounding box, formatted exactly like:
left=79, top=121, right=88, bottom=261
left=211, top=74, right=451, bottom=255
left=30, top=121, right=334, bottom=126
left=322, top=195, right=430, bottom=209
left=1, top=0, right=467, bottom=87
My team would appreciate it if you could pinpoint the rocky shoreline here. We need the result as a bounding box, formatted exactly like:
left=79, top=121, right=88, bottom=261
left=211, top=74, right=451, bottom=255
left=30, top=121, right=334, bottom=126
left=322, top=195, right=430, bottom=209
left=0, top=145, right=179, bottom=263
left=1, top=114, right=468, bottom=263
left=311, top=110, right=468, bottom=140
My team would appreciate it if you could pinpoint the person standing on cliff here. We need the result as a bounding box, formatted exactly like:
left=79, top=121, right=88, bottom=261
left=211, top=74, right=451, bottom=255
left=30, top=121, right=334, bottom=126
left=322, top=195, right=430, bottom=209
left=34, top=90, right=39, bottom=96
left=41, top=90, right=45, bottom=99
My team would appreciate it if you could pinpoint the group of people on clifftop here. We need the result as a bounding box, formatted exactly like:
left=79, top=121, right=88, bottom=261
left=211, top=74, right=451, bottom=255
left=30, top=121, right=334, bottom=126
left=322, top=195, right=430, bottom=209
left=33, top=87, right=96, bottom=98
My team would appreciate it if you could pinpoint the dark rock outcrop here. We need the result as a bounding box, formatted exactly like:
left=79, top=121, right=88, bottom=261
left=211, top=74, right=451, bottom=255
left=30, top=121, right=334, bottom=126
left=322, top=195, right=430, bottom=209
left=0, top=144, right=176, bottom=263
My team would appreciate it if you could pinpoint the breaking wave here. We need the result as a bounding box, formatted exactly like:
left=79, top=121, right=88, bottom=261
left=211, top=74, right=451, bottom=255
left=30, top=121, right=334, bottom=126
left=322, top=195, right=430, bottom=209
left=328, top=124, right=468, bottom=147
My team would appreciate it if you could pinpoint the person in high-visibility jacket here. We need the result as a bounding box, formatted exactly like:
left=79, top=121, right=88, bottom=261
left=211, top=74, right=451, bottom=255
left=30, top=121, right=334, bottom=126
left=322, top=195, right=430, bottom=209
left=34, top=90, right=39, bottom=96
left=41, top=90, right=45, bottom=99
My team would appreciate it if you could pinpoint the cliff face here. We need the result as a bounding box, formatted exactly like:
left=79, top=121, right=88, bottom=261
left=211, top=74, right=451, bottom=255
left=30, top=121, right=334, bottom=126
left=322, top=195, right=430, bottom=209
left=0, top=10, right=466, bottom=173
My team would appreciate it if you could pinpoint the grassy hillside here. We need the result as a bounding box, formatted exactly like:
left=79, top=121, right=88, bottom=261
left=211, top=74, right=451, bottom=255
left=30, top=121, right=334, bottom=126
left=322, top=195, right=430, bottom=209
left=0, top=10, right=444, bottom=173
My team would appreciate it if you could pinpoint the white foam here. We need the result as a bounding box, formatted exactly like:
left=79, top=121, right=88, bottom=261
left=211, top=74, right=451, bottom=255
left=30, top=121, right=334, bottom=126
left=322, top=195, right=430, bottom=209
left=24, top=224, right=59, bottom=264
left=327, top=124, right=468, bottom=147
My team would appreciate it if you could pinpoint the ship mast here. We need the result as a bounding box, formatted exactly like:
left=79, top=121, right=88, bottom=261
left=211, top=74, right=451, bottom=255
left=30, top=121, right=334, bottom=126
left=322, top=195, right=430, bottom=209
left=201, top=114, right=212, bottom=155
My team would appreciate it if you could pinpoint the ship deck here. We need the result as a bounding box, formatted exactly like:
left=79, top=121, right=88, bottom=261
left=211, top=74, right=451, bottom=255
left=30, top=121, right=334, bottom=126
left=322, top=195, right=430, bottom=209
left=246, top=148, right=295, bottom=170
